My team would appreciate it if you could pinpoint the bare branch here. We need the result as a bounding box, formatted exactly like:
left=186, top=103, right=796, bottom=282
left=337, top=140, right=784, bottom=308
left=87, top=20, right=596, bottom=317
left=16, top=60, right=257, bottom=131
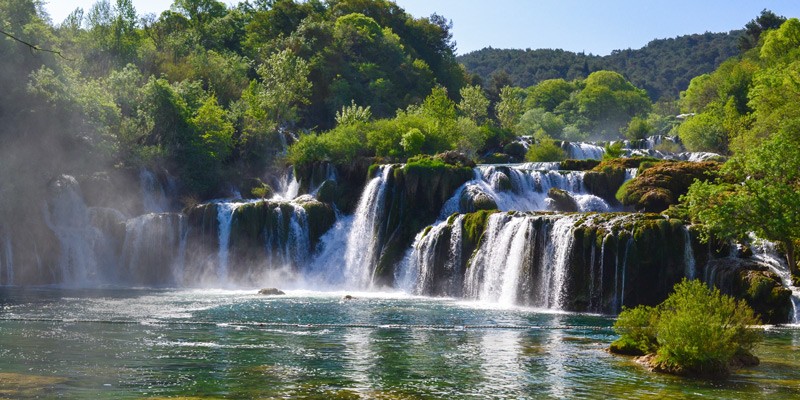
left=0, top=28, right=71, bottom=60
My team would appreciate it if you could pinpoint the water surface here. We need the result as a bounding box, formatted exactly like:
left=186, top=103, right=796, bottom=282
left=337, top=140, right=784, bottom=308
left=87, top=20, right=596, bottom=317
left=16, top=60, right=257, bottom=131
left=0, top=288, right=798, bottom=399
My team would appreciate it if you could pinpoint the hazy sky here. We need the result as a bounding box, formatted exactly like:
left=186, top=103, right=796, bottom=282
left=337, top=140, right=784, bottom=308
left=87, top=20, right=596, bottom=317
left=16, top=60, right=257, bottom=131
left=43, top=0, right=800, bottom=55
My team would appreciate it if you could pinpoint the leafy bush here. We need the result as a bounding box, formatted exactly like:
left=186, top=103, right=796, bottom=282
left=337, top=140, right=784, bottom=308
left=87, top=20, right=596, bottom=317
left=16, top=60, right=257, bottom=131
left=525, top=138, right=566, bottom=162
left=611, top=279, right=761, bottom=378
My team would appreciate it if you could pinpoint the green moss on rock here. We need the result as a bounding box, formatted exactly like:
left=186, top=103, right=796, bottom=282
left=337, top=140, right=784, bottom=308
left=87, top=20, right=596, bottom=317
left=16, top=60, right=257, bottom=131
left=617, top=161, right=720, bottom=212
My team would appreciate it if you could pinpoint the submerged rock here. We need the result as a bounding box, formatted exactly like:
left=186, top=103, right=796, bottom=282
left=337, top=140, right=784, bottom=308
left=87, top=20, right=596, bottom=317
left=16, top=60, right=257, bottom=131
left=258, top=288, right=285, bottom=296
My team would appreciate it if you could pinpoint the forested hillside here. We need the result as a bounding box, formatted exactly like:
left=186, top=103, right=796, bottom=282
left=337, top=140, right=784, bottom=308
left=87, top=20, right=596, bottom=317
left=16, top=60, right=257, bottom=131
left=458, top=31, right=741, bottom=100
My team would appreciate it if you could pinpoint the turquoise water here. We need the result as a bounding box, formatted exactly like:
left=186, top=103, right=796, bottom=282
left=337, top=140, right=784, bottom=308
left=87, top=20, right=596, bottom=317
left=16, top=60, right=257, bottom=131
left=0, top=288, right=799, bottom=399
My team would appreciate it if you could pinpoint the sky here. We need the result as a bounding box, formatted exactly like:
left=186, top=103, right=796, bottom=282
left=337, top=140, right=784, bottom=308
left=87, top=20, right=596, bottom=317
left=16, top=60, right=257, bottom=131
left=43, top=0, right=800, bottom=56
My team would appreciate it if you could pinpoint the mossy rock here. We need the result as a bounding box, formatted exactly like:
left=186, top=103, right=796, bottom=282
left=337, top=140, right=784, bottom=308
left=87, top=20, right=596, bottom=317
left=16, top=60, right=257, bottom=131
left=462, top=210, right=499, bottom=258
left=459, top=187, right=498, bottom=212
left=503, top=142, right=528, bottom=159
left=241, top=178, right=273, bottom=199
left=560, top=159, right=601, bottom=171
left=705, top=257, right=793, bottom=324
left=617, top=161, right=720, bottom=212
left=609, top=337, right=646, bottom=356
left=297, top=197, right=337, bottom=249
left=547, top=188, right=580, bottom=212
left=482, top=152, right=512, bottom=164
left=315, top=179, right=338, bottom=203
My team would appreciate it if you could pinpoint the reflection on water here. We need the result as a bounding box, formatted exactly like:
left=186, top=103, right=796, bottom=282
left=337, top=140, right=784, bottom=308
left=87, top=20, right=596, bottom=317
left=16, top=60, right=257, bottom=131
left=0, top=287, right=798, bottom=399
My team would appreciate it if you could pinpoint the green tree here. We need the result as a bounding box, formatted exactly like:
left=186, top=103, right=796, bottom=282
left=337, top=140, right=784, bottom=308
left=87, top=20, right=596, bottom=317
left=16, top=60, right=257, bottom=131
left=525, top=78, right=574, bottom=112
left=525, top=138, right=565, bottom=162
left=613, top=279, right=761, bottom=378
left=496, top=85, right=525, bottom=130
left=683, top=120, right=800, bottom=275
left=458, top=84, right=489, bottom=124
left=625, top=116, right=652, bottom=141
left=677, top=113, right=727, bottom=153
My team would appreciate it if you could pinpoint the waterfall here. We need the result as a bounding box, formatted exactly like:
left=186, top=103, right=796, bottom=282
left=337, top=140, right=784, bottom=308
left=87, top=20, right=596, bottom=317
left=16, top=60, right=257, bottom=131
left=1, top=232, right=12, bottom=285
left=270, top=202, right=310, bottom=269
left=307, top=214, right=353, bottom=286
left=216, top=202, right=242, bottom=283
left=43, top=175, right=103, bottom=285
left=442, top=165, right=615, bottom=216
left=400, top=215, right=466, bottom=296
left=463, top=213, right=579, bottom=309
left=539, top=216, right=578, bottom=309
left=683, top=227, right=696, bottom=280
left=343, top=166, right=393, bottom=289
left=563, top=142, right=605, bottom=160
left=749, top=237, right=800, bottom=323
left=122, top=213, right=187, bottom=285
left=139, top=169, right=170, bottom=213
left=274, top=167, right=300, bottom=200
left=465, top=213, right=536, bottom=305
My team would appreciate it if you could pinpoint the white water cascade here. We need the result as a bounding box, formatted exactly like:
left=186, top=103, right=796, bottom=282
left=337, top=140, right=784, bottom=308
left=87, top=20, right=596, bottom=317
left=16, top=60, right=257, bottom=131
left=462, top=213, right=580, bottom=308
left=749, top=237, right=800, bottom=323
left=441, top=165, right=614, bottom=217
left=122, top=213, right=187, bottom=285
left=1, top=231, right=12, bottom=285
left=343, top=166, right=393, bottom=289
left=139, top=169, right=172, bottom=213
left=542, top=216, right=579, bottom=309
left=399, top=215, right=466, bottom=296
left=43, top=176, right=105, bottom=285
left=216, top=202, right=242, bottom=283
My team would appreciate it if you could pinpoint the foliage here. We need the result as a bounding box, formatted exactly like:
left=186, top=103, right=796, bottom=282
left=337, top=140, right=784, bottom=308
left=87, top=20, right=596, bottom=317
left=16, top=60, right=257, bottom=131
left=602, top=142, right=625, bottom=160
left=683, top=121, right=800, bottom=274
left=335, top=100, right=372, bottom=126
left=458, top=30, right=741, bottom=100
left=458, top=84, right=489, bottom=123
left=496, top=85, right=525, bottom=130
left=625, top=116, right=652, bottom=141
left=612, top=279, right=761, bottom=378
left=525, top=138, right=565, bottom=162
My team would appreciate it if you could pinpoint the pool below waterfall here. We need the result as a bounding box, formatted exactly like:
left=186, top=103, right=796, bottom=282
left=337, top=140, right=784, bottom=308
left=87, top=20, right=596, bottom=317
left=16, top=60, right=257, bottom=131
left=1, top=287, right=799, bottom=399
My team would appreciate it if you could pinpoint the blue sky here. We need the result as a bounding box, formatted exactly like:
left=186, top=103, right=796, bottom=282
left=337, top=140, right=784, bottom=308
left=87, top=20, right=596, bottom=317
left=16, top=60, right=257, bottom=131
left=44, top=0, right=800, bottom=55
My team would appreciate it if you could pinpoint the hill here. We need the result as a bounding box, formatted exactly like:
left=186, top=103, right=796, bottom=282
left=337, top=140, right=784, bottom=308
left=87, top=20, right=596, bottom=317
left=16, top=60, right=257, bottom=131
left=458, top=30, right=742, bottom=100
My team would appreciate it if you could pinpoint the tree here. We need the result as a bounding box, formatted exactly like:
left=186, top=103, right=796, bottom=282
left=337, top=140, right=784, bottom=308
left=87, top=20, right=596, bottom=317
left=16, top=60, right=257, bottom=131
left=458, top=84, right=489, bottom=124
left=683, top=120, right=800, bottom=275
left=739, top=9, right=787, bottom=51
left=625, top=116, right=652, bottom=141
left=244, top=48, right=312, bottom=130
left=612, top=279, right=761, bottom=378
left=496, top=85, right=525, bottom=130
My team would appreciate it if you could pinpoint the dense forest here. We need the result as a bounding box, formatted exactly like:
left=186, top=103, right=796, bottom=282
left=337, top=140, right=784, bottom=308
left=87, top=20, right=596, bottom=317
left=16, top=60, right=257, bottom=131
left=458, top=31, right=742, bottom=101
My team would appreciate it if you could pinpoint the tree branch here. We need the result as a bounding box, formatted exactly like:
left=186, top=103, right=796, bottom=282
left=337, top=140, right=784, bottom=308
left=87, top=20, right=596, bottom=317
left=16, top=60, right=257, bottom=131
left=0, top=28, right=70, bottom=60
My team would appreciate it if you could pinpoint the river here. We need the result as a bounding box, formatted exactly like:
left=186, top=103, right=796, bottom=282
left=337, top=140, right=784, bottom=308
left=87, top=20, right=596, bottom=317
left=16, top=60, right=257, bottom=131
left=0, top=287, right=798, bottom=398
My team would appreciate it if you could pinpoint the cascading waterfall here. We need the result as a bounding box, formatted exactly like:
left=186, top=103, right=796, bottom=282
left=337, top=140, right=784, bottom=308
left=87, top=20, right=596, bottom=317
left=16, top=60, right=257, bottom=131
left=1, top=231, right=12, bottom=285
left=539, top=216, right=579, bottom=309
left=562, top=142, right=605, bottom=160
left=463, top=213, right=581, bottom=309
left=464, top=213, right=536, bottom=305
left=139, top=169, right=170, bottom=213
left=683, top=227, right=696, bottom=280
left=267, top=202, right=311, bottom=270
left=122, top=213, right=187, bottom=285
left=749, top=236, right=800, bottom=323
left=43, top=176, right=103, bottom=285
left=274, top=168, right=300, bottom=200
left=343, top=166, right=393, bottom=289
left=441, top=165, right=614, bottom=217
left=216, top=202, right=242, bottom=283
left=398, top=204, right=471, bottom=296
